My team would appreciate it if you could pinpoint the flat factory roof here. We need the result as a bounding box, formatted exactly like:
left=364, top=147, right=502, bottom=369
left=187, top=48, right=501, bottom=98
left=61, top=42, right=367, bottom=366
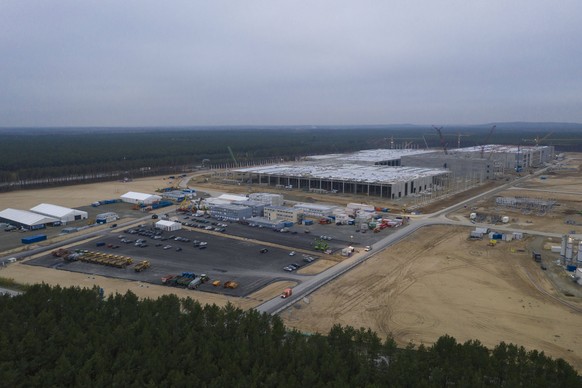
left=452, top=145, right=549, bottom=154
left=236, top=164, right=447, bottom=184
left=306, top=149, right=432, bottom=163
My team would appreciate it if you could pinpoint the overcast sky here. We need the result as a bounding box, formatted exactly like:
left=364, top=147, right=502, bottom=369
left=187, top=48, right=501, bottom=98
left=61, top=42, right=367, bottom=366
left=1, top=1, right=581, bottom=127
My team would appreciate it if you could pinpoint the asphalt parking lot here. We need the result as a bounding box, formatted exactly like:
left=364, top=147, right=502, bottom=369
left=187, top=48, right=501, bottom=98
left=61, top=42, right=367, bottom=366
left=24, top=213, right=401, bottom=297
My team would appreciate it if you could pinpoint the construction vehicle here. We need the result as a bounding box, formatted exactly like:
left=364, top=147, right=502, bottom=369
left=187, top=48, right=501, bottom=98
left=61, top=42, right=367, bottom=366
left=51, top=248, right=69, bottom=257
left=187, top=277, right=202, bottom=289
left=224, top=281, right=238, bottom=289
left=281, top=288, right=292, bottom=299
left=314, top=238, right=329, bottom=252
left=174, top=272, right=196, bottom=287
left=134, top=260, right=151, bottom=272
left=161, top=274, right=177, bottom=285
left=488, top=239, right=497, bottom=246
left=212, top=280, right=221, bottom=287
left=187, top=274, right=209, bottom=289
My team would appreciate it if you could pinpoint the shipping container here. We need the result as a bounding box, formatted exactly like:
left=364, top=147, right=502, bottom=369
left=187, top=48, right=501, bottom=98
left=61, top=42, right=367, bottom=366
left=283, top=221, right=294, bottom=227
left=151, top=200, right=173, bottom=209
left=21, top=234, right=47, bottom=244
left=566, top=265, right=577, bottom=272
left=303, top=220, right=314, bottom=226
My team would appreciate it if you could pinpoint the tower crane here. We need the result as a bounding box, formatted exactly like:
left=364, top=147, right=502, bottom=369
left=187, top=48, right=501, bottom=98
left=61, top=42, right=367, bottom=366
left=522, top=132, right=554, bottom=146
left=227, top=146, right=238, bottom=166
left=480, top=125, right=496, bottom=158
left=432, top=125, right=447, bottom=155
left=456, top=132, right=471, bottom=149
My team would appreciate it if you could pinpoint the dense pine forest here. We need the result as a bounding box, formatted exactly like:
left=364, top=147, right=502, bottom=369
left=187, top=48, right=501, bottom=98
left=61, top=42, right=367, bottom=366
left=0, top=285, right=579, bottom=387
left=1, top=124, right=582, bottom=191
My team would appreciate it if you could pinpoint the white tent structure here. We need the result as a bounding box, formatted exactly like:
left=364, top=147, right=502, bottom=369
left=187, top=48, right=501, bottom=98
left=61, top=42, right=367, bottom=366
left=155, top=220, right=181, bottom=231
left=0, top=208, right=59, bottom=230
left=120, top=191, right=162, bottom=205
left=30, top=203, right=88, bottom=223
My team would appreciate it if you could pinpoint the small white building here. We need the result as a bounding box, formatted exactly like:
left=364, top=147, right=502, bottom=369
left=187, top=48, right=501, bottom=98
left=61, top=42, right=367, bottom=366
left=30, top=203, right=88, bottom=223
left=120, top=191, right=162, bottom=205
left=218, top=194, right=248, bottom=203
left=264, top=206, right=301, bottom=223
left=204, top=198, right=232, bottom=208
left=155, top=220, right=182, bottom=231
left=293, top=203, right=338, bottom=218
left=96, top=212, right=119, bottom=224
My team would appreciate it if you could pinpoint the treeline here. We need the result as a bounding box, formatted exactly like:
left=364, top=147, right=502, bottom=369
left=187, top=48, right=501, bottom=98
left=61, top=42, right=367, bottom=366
left=0, top=285, right=579, bottom=387
left=1, top=126, right=582, bottom=191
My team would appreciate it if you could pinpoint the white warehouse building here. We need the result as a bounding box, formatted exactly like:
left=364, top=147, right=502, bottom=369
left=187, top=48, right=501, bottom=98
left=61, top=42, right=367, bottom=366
left=120, top=191, right=162, bottom=205
left=30, top=203, right=88, bottom=223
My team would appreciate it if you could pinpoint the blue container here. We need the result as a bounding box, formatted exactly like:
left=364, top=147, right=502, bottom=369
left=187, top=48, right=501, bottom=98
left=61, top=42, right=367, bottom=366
left=566, top=265, right=577, bottom=272
left=22, top=234, right=47, bottom=244
left=151, top=200, right=174, bottom=209
left=304, top=220, right=314, bottom=226
left=283, top=221, right=294, bottom=227
left=492, top=233, right=503, bottom=240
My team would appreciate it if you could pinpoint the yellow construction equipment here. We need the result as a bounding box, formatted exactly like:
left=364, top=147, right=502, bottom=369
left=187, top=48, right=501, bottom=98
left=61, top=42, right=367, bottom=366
left=134, top=260, right=151, bottom=272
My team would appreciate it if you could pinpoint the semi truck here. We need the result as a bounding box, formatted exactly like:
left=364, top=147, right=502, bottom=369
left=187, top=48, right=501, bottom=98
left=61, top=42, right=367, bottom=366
left=281, top=288, right=292, bottom=298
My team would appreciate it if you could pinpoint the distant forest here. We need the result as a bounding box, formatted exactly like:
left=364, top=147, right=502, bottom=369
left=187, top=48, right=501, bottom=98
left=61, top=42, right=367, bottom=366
left=0, top=285, right=579, bottom=387
left=1, top=124, right=582, bottom=191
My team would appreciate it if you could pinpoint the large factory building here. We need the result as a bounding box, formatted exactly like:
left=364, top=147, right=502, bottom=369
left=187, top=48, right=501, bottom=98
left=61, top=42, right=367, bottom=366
left=231, top=163, right=449, bottom=199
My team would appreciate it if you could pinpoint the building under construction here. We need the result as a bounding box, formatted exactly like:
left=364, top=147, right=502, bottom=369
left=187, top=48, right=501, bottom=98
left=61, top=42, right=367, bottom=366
left=212, top=145, right=553, bottom=200
left=402, top=145, right=555, bottom=181
left=495, top=196, right=557, bottom=216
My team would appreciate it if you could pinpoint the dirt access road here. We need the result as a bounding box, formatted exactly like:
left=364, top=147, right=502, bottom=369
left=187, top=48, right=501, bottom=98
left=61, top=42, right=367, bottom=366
left=281, top=225, right=582, bottom=371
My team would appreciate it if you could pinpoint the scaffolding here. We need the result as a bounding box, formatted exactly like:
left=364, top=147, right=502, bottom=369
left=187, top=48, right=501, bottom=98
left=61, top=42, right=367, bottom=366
left=495, top=196, right=556, bottom=216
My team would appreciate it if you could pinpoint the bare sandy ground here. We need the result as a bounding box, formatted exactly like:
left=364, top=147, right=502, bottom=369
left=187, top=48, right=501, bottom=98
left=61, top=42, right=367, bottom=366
left=0, top=175, right=173, bottom=209
left=281, top=225, right=582, bottom=371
